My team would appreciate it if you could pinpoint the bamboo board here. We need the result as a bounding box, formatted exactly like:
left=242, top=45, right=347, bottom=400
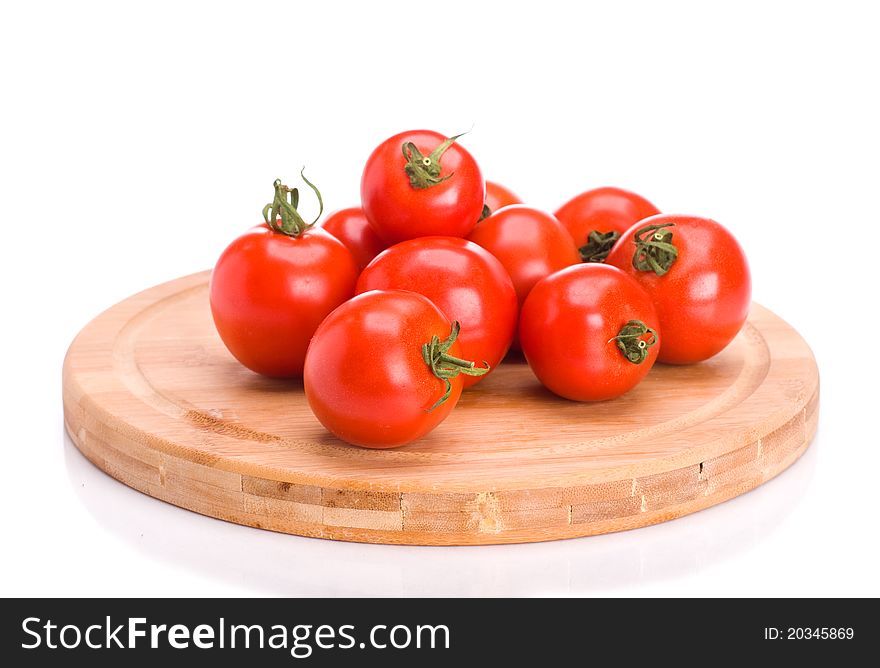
left=62, top=271, right=819, bottom=545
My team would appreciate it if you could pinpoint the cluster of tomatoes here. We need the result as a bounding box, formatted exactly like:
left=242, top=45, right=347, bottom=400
left=209, top=129, right=751, bottom=449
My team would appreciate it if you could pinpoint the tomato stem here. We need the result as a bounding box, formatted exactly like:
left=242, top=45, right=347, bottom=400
left=479, top=203, right=492, bottom=221
left=579, top=230, right=621, bottom=263
left=631, top=222, right=678, bottom=275
left=402, top=132, right=466, bottom=190
left=422, top=321, right=489, bottom=411
left=610, top=319, right=658, bottom=364
left=261, top=168, right=324, bottom=237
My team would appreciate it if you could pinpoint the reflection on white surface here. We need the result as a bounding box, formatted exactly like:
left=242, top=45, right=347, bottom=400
left=63, top=430, right=817, bottom=597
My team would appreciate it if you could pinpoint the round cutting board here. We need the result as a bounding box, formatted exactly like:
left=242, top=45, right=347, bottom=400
left=62, top=271, right=819, bottom=545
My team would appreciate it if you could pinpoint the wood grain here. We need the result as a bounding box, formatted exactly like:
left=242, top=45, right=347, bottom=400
left=62, top=271, right=819, bottom=545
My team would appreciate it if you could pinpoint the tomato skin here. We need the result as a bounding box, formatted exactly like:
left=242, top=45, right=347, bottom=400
left=209, top=224, right=358, bottom=377
left=520, top=264, right=660, bottom=401
left=467, top=205, right=580, bottom=308
left=485, top=180, right=522, bottom=214
left=319, top=207, right=387, bottom=270
left=356, top=237, right=517, bottom=387
left=304, top=290, right=463, bottom=448
left=361, top=129, right=485, bottom=245
left=554, top=187, right=660, bottom=248
left=605, top=214, right=751, bottom=364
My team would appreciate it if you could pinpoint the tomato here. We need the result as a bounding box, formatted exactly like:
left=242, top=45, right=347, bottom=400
left=304, top=290, right=486, bottom=448
left=361, top=129, right=485, bottom=245
left=520, top=264, right=660, bottom=401
left=605, top=214, right=751, bottom=364
left=467, top=204, right=580, bottom=308
left=554, top=187, right=660, bottom=262
left=357, top=237, right=517, bottom=386
left=319, top=207, right=387, bottom=270
left=484, top=180, right=522, bottom=216
left=210, top=178, right=358, bottom=377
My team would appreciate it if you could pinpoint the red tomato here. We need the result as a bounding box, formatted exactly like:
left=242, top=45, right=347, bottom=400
left=304, top=290, right=486, bottom=448
left=319, top=207, right=387, bottom=270
left=210, top=225, right=357, bottom=376
left=520, top=264, right=660, bottom=401
left=210, top=177, right=358, bottom=377
left=484, top=180, right=522, bottom=216
left=357, top=237, right=517, bottom=386
left=361, top=129, right=485, bottom=245
left=605, top=214, right=751, bottom=364
left=555, top=187, right=660, bottom=262
left=467, top=205, right=580, bottom=308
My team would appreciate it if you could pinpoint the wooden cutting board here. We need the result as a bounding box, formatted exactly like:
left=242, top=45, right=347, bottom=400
left=62, top=271, right=818, bottom=545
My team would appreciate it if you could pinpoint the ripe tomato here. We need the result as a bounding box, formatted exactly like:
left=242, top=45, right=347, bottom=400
left=484, top=180, right=522, bottom=217
left=361, top=129, right=485, bottom=245
left=357, top=237, right=517, bottom=386
left=210, top=178, right=358, bottom=377
left=467, top=204, right=580, bottom=308
left=319, top=207, right=387, bottom=270
left=605, top=214, right=751, bottom=364
left=304, top=290, right=486, bottom=448
left=520, top=264, right=660, bottom=401
left=555, top=187, right=660, bottom=262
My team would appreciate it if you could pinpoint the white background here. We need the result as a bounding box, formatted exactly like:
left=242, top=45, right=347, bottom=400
left=1, top=0, right=878, bottom=596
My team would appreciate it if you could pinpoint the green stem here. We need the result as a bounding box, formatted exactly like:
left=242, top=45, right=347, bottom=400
left=610, top=320, right=658, bottom=364
left=631, top=222, right=678, bottom=276
left=422, top=321, right=489, bottom=411
left=261, top=168, right=324, bottom=237
left=578, top=230, right=620, bottom=263
left=402, top=132, right=466, bottom=189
